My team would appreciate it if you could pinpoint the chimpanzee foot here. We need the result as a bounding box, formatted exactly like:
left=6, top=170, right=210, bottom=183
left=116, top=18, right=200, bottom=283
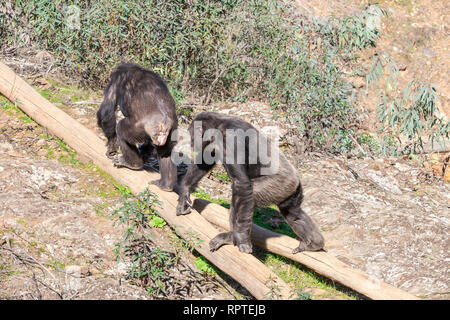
left=176, top=194, right=192, bottom=215
left=292, top=238, right=324, bottom=254
left=150, top=179, right=174, bottom=192
left=292, top=242, right=308, bottom=254
left=112, top=155, right=143, bottom=170
left=237, top=242, right=253, bottom=254
left=209, top=232, right=233, bottom=252
left=176, top=202, right=191, bottom=215
left=106, top=139, right=119, bottom=159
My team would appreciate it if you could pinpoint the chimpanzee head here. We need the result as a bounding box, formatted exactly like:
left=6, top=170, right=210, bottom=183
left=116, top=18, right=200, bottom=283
left=144, top=115, right=173, bottom=146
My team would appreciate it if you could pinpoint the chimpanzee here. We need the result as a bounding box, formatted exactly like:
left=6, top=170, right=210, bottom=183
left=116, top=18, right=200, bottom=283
left=176, top=112, right=324, bottom=254
left=97, top=63, right=177, bottom=191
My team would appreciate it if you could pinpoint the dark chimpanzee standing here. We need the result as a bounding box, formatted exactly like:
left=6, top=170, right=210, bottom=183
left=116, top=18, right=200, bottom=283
left=176, top=112, right=324, bottom=254
left=97, top=63, right=178, bottom=191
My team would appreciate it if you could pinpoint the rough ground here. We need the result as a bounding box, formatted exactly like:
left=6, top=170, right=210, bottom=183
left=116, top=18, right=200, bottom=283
left=0, top=109, right=237, bottom=300
left=1, top=0, right=449, bottom=300
left=1, top=70, right=449, bottom=300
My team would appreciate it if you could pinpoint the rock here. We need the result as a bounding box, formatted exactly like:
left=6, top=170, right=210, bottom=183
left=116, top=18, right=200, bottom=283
left=422, top=47, right=436, bottom=58
left=36, top=139, right=47, bottom=147
left=431, top=164, right=443, bottom=177
left=65, top=265, right=91, bottom=278
left=33, top=78, right=52, bottom=90
left=0, top=142, right=13, bottom=152
left=366, top=169, right=402, bottom=194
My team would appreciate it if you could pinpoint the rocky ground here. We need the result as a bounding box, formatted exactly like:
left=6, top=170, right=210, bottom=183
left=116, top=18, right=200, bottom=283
left=0, top=108, right=238, bottom=300
left=1, top=62, right=449, bottom=300
left=1, top=0, right=449, bottom=300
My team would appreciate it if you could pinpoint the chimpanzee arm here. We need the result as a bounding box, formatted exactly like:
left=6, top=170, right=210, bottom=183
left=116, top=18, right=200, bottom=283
left=176, top=162, right=215, bottom=215
left=97, top=82, right=119, bottom=158
left=151, top=143, right=178, bottom=192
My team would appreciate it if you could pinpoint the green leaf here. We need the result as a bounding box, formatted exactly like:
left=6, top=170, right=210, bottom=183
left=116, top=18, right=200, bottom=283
left=149, top=216, right=166, bottom=228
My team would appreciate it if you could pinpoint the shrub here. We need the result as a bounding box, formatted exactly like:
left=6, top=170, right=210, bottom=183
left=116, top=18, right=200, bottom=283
left=377, top=80, right=449, bottom=154
left=366, top=52, right=449, bottom=155
left=1, top=1, right=387, bottom=153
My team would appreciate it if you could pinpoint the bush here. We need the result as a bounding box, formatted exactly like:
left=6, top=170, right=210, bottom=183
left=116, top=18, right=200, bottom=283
left=1, top=1, right=386, bottom=153
left=378, top=80, right=449, bottom=154
left=367, top=53, right=449, bottom=155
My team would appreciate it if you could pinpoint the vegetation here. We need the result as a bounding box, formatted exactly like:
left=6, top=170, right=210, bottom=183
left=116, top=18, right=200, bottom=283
left=1, top=0, right=390, bottom=154
left=111, top=189, right=177, bottom=296
left=1, top=1, right=447, bottom=155
left=366, top=53, right=449, bottom=155
left=111, top=189, right=223, bottom=298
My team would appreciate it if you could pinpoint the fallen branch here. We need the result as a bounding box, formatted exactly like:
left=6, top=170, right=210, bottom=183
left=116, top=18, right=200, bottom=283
left=68, top=100, right=102, bottom=105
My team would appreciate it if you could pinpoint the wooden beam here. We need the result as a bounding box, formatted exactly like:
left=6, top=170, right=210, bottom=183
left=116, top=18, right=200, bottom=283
left=0, top=61, right=419, bottom=300
left=0, top=61, right=293, bottom=300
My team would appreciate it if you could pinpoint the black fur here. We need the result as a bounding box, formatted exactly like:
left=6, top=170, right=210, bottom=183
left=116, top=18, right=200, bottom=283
left=97, top=63, right=178, bottom=191
left=177, top=112, right=324, bottom=254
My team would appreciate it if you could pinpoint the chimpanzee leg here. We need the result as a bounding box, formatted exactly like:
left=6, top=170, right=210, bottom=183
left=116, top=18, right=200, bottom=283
left=278, top=186, right=324, bottom=253
left=150, top=143, right=177, bottom=192
left=209, top=204, right=234, bottom=252
left=214, top=165, right=254, bottom=254
left=97, top=87, right=119, bottom=159
left=230, top=180, right=254, bottom=253
left=114, top=118, right=144, bottom=170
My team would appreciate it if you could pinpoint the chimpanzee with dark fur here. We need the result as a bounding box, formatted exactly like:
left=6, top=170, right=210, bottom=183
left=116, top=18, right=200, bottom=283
left=97, top=63, right=177, bottom=191
left=176, top=112, right=324, bottom=254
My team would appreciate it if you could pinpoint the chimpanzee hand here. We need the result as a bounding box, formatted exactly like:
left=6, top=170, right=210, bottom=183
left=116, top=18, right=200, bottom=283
left=112, top=155, right=143, bottom=170
left=106, top=137, right=119, bottom=159
left=176, top=193, right=192, bottom=215
left=151, top=179, right=174, bottom=192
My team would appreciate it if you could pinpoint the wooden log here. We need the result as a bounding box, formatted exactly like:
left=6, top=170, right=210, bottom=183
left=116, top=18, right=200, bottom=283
left=0, top=61, right=293, bottom=300
left=0, top=61, right=419, bottom=300
left=192, top=199, right=419, bottom=300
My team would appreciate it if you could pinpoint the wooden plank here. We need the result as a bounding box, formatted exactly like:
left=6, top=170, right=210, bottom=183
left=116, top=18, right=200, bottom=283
left=0, top=61, right=293, bottom=300
left=0, top=61, right=419, bottom=300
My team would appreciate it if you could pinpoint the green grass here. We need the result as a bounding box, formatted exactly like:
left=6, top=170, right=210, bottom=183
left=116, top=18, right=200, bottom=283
left=93, top=202, right=109, bottom=217
left=0, top=95, right=35, bottom=124
left=253, top=206, right=296, bottom=238
left=194, top=256, right=218, bottom=276
left=210, top=169, right=231, bottom=183
left=258, top=250, right=358, bottom=299
left=192, top=190, right=230, bottom=209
